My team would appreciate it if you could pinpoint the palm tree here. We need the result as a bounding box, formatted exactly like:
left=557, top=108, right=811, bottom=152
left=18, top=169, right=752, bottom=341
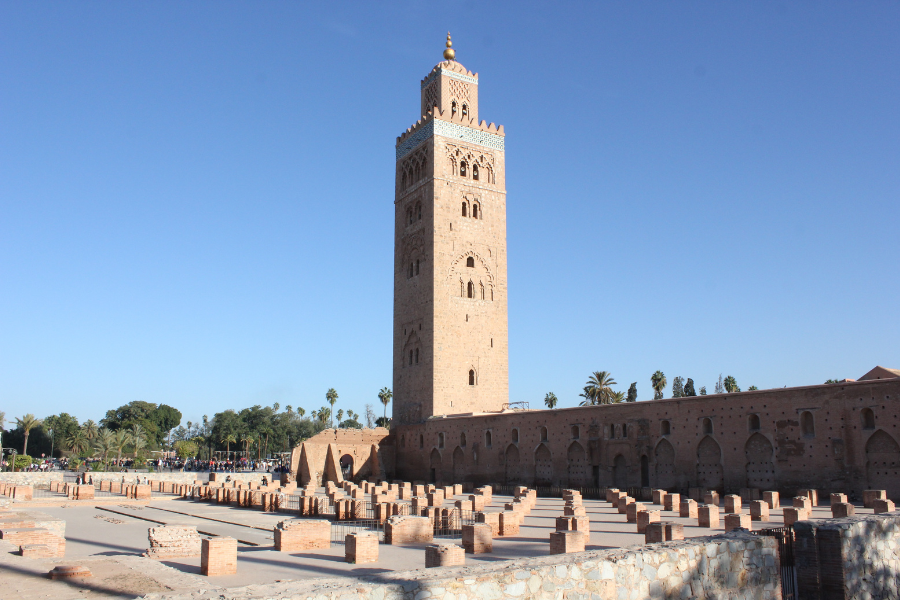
left=221, top=433, right=236, bottom=459
left=130, top=424, right=148, bottom=461
left=15, top=414, right=42, bottom=456
left=336, top=409, right=344, bottom=426
left=112, top=429, right=132, bottom=467
left=651, top=370, right=667, bottom=400
left=581, top=371, right=617, bottom=405
left=297, top=407, right=306, bottom=418
left=94, top=428, right=115, bottom=470
left=610, top=390, right=626, bottom=403
left=723, top=376, right=740, bottom=393
left=325, top=389, right=338, bottom=428
left=241, top=433, right=254, bottom=461
left=66, top=430, right=90, bottom=457
left=544, top=392, right=558, bottom=409
left=317, top=407, right=330, bottom=426
left=82, top=420, right=98, bottom=439
left=285, top=405, right=293, bottom=415
left=378, top=387, right=393, bottom=423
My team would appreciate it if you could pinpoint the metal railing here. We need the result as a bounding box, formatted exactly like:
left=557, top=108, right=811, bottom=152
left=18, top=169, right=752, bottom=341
left=754, top=526, right=795, bottom=600
left=330, top=519, right=385, bottom=543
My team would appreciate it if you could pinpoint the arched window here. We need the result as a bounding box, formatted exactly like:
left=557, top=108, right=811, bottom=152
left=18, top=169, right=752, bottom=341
left=540, top=427, right=548, bottom=442
left=415, top=259, right=420, bottom=275
left=622, top=424, right=628, bottom=438
left=661, top=420, right=671, bottom=436
left=480, top=282, right=485, bottom=300
left=460, top=433, right=466, bottom=447
left=862, top=408, right=875, bottom=430
left=416, top=203, right=422, bottom=220
left=512, top=428, right=519, bottom=443
left=406, top=208, right=412, bottom=224
left=571, top=425, right=580, bottom=439
left=415, top=348, right=419, bottom=364
left=460, top=279, right=465, bottom=297
left=609, top=424, right=615, bottom=439
left=402, top=172, right=407, bottom=189
left=484, top=431, right=492, bottom=448
left=467, top=281, right=474, bottom=298
left=419, top=434, right=424, bottom=449
left=472, top=203, right=479, bottom=218
left=468, top=369, right=475, bottom=385
left=438, top=433, right=445, bottom=448
left=466, top=257, right=474, bottom=268
left=702, top=418, right=713, bottom=435
left=461, top=202, right=467, bottom=217
left=460, top=161, right=467, bottom=177
left=748, top=414, right=761, bottom=431
left=451, top=101, right=457, bottom=116
left=800, top=411, right=815, bottom=438
left=408, top=263, right=413, bottom=278
left=462, top=103, right=469, bottom=118
left=472, top=164, right=479, bottom=181
left=409, top=350, right=413, bottom=366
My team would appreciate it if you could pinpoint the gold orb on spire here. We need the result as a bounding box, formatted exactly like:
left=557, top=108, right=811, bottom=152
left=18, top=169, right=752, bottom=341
left=443, top=32, right=455, bottom=61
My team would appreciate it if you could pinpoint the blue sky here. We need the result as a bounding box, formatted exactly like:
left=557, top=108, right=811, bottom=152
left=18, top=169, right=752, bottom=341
left=2, top=2, right=898, bottom=427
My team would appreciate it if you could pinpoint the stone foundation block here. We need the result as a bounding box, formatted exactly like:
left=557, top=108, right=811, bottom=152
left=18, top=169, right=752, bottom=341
left=763, top=491, right=780, bottom=510
left=201, top=537, right=237, bottom=576
left=425, top=543, right=465, bottom=568
left=862, top=489, right=886, bottom=508
left=617, top=495, right=634, bottom=514
left=703, top=491, right=719, bottom=506
left=793, top=496, right=812, bottom=511
left=385, top=516, right=433, bottom=545
left=645, top=522, right=666, bottom=543
left=831, top=502, right=855, bottom=518
left=427, top=490, right=444, bottom=507
left=873, top=499, right=895, bottom=514
left=345, top=532, right=378, bottom=564
left=724, top=513, right=751, bottom=532
left=830, top=493, right=848, bottom=507
left=498, top=511, right=520, bottom=536
left=652, top=489, right=667, bottom=505
left=798, top=489, right=818, bottom=507
left=475, top=511, right=500, bottom=537
left=274, top=519, right=330, bottom=551
left=750, top=500, right=770, bottom=522
left=637, top=509, right=660, bottom=533
left=144, top=526, right=201, bottom=559
left=724, top=495, right=742, bottom=514
left=783, top=507, right=808, bottom=526
left=680, top=499, right=698, bottom=519
left=665, top=522, right=684, bottom=540
left=605, top=488, right=620, bottom=503
left=627, top=501, right=645, bottom=523
left=461, top=523, right=492, bottom=554
left=549, top=530, right=584, bottom=554
left=739, top=488, right=760, bottom=502
left=698, top=505, right=719, bottom=528
left=564, top=503, right=586, bottom=517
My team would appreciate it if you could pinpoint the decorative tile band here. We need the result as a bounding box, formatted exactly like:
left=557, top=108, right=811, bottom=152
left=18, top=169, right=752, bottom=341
left=421, top=68, right=479, bottom=90
left=396, top=120, right=504, bottom=160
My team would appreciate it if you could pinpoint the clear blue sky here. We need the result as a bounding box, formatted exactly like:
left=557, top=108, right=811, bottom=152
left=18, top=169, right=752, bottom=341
left=2, top=2, right=898, bottom=427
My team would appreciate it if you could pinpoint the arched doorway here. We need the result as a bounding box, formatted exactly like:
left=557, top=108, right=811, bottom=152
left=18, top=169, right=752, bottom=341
left=567, top=441, right=587, bottom=487
left=696, top=436, right=724, bottom=491
left=613, top=454, right=628, bottom=489
left=339, top=454, right=353, bottom=480
left=505, top=444, right=521, bottom=484
left=640, top=455, right=650, bottom=488
left=866, top=430, right=900, bottom=500
left=534, top=444, right=552, bottom=486
left=429, top=448, right=442, bottom=483
left=744, top=433, right=775, bottom=490
left=654, top=439, right=676, bottom=489
left=452, top=447, right=465, bottom=483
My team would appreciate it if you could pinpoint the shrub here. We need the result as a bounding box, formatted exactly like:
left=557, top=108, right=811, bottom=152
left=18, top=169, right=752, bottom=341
left=14, top=455, right=34, bottom=470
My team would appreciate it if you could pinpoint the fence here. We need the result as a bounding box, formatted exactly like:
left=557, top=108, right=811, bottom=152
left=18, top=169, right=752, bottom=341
left=330, top=519, right=384, bottom=543
left=755, top=526, right=795, bottom=600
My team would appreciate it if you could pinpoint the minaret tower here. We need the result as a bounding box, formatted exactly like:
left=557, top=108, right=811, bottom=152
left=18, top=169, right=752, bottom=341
left=392, top=34, right=509, bottom=425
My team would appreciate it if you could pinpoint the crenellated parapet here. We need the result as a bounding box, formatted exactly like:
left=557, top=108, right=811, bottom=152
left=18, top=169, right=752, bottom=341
left=396, top=108, right=504, bottom=161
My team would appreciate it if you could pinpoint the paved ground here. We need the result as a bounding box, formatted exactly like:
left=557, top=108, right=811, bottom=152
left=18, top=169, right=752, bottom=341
left=1, top=491, right=875, bottom=599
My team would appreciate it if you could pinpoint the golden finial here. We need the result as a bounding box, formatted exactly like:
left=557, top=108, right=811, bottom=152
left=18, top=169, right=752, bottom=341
left=443, top=32, right=455, bottom=61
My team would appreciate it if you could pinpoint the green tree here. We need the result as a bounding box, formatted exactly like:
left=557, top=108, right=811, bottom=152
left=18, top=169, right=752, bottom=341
left=66, top=429, right=90, bottom=457
left=94, top=428, right=115, bottom=470
left=699, top=386, right=707, bottom=396
left=325, top=389, right=338, bottom=429
left=378, top=387, right=393, bottom=423
left=715, top=374, right=725, bottom=394
left=581, top=371, right=617, bottom=406
left=317, top=407, right=331, bottom=426
left=626, top=383, right=637, bottom=403
left=174, top=440, right=198, bottom=459
left=221, top=433, right=236, bottom=459
left=671, top=376, right=685, bottom=398
left=651, top=371, right=667, bottom=400
left=150, top=404, right=182, bottom=446
left=610, top=391, right=625, bottom=403
left=112, top=429, right=132, bottom=467
left=723, top=375, right=740, bottom=393
left=544, top=392, right=558, bottom=409
left=130, top=424, right=148, bottom=460
left=748, top=385, right=759, bottom=391
left=83, top=420, right=98, bottom=439
left=297, top=407, right=306, bottom=418
left=15, top=414, right=42, bottom=456
left=684, top=378, right=697, bottom=397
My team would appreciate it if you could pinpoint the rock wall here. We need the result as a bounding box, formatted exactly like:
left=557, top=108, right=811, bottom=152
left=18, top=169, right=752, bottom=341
left=141, top=530, right=779, bottom=600
left=0, top=472, right=274, bottom=487
left=794, top=511, right=900, bottom=600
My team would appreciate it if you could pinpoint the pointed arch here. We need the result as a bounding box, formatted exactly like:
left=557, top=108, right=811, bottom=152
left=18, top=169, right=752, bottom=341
left=697, top=436, right=723, bottom=491
left=745, top=432, right=775, bottom=490
left=866, top=430, right=900, bottom=500
left=534, top=443, right=552, bottom=486
left=613, top=454, right=628, bottom=489
left=429, top=448, right=442, bottom=483
left=566, top=441, right=587, bottom=487
left=654, top=438, right=676, bottom=489
left=452, top=446, right=465, bottom=483
left=505, top=443, right=521, bottom=484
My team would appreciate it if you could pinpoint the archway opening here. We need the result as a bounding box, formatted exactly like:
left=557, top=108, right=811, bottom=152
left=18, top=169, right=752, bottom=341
left=340, top=454, right=353, bottom=479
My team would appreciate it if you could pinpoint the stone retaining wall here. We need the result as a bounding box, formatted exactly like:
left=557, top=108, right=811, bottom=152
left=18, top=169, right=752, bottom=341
left=0, top=472, right=274, bottom=487
left=794, top=511, right=900, bottom=599
left=140, top=529, right=779, bottom=600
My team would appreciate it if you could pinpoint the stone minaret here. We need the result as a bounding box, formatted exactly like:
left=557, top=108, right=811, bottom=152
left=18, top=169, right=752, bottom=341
left=393, top=34, right=508, bottom=425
